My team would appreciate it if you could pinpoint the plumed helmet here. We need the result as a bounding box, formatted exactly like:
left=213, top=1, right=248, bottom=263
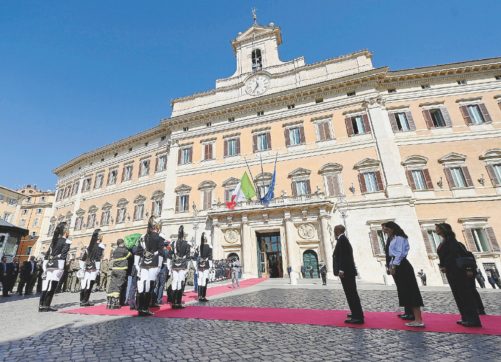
left=52, top=222, right=67, bottom=244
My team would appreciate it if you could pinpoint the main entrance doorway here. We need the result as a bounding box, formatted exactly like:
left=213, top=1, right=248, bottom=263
left=256, top=232, right=283, bottom=278
left=303, top=250, right=319, bottom=278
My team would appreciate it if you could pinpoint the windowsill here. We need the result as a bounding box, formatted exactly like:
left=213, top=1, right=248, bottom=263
left=224, top=154, right=241, bottom=159
left=394, top=130, right=417, bottom=137
left=316, top=138, right=336, bottom=144
left=155, top=170, right=167, bottom=174
left=178, top=163, right=193, bottom=166
left=452, top=188, right=476, bottom=197
left=429, top=127, right=453, bottom=134
left=473, top=251, right=500, bottom=257
left=469, top=123, right=494, bottom=131
left=254, top=149, right=272, bottom=153
left=362, top=191, right=385, bottom=200
left=287, top=144, right=306, bottom=152
left=201, top=159, right=216, bottom=163
left=138, top=175, right=150, bottom=178
left=413, top=190, right=435, bottom=198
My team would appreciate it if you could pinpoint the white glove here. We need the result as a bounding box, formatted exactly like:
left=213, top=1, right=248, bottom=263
left=158, top=256, right=163, bottom=268
left=42, top=260, right=48, bottom=272
left=167, top=259, right=172, bottom=273
left=79, top=260, right=85, bottom=270
left=95, top=261, right=101, bottom=271
left=134, top=255, right=140, bottom=271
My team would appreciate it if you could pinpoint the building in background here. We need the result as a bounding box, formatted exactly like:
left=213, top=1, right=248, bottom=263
left=35, top=20, right=501, bottom=285
left=13, top=185, right=55, bottom=262
left=0, top=185, right=27, bottom=260
left=0, top=185, right=24, bottom=224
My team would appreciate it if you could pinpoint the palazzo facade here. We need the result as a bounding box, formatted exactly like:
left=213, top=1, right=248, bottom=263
left=34, top=22, right=501, bottom=285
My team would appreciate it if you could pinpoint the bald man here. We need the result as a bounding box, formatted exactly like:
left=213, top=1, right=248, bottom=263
left=333, top=225, right=364, bottom=324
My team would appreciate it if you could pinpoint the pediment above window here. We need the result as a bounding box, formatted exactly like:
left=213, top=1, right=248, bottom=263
left=318, top=163, right=343, bottom=175
left=151, top=190, right=165, bottom=200
left=76, top=208, right=85, bottom=216
left=102, top=202, right=112, bottom=211
left=134, top=195, right=146, bottom=204
left=288, top=168, right=311, bottom=179
left=438, top=152, right=466, bottom=164
left=65, top=211, right=73, bottom=219
left=175, top=184, right=192, bottom=194
left=88, top=205, right=98, bottom=213
left=353, top=158, right=380, bottom=170
left=401, top=155, right=428, bottom=167
left=117, top=198, right=129, bottom=207
left=198, top=181, right=216, bottom=191
left=222, top=177, right=239, bottom=187
left=479, top=148, right=501, bottom=161
left=50, top=216, right=57, bottom=222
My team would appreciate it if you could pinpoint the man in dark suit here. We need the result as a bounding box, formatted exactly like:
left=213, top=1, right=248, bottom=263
left=18, top=256, right=37, bottom=295
left=333, top=225, right=364, bottom=324
left=1, top=256, right=14, bottom=297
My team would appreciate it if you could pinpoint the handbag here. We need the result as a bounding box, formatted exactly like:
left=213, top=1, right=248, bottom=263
left=455, top=256, right=476, bottom=270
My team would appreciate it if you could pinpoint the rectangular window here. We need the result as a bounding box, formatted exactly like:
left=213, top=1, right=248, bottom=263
left=101, top=211, right=110, bottom=226
left=352, top=116, right=366, bottom=134
left=152, top=200, right=162, bottom=217
left=346, top=114, right=371, bottom=136
left=294, top=180, right=310, bottom=196
left=225, top=138, right=240, bottom=157
left=254, top=133, right=271, bottom=152
left=71, top=182, right=79, bottom=196
left=116, top=208, right=126, bottom=224
left=177, top=195, right=189, bottom=213
left=179, top=147, right=193, bottom=165
left=426, top=230, right=442, bottom=253
left=94, top=174, right=104, bottom=189
left=411, top=170, right=427, bottom=190
left=376, top=230, right=386, bottom=254
left=471, top=228, right=490, bottom=252
left=108, top=169, right=118, bottom=185
left=450, top=167, right=468, bottom=188
left=395, top=112, right=411, bottom=131
left=122, top=164, right=133, bottom=181
left=224, top=188, right=235, bottom=203
left=492, top=164, right=501, bottom=184
left=134, top=204, right=144, bottom=220
left=429, top=109, right=447, bottom=127
left=82, top=177, right=92, bottom=191
left=324, top=174, right=341, bottom=196
left=202, top=190, right=212, bottom=210
left=75, top=216, right=83, bottom=231
left=156, top=154, right=167, bottom=172
left=139, top=159, right=150, bottom=177
left=364, top=172, right=379, bottom=193
left=203, top=143, right=214, bottom=161
left=87, top=214, right=96, bottom=228
left=287, top=127, right=303, bottom=146
left=315, top=120, right=332, bottom=141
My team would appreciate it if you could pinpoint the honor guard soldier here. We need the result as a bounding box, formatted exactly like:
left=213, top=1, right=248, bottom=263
left=79, top=229, right=105, bottom=306
left=39, top=222, right=72, bottom=312
left=197, top=232, right=213, bottom=302
left=168, top=225, right=191, bottom=309
left=134, top=217, right=165, bottom=316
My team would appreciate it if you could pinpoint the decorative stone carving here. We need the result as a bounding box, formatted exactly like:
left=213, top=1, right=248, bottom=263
left=298, top=223, right=316, bottom=240
left=224, top=229, right=240, bottom=244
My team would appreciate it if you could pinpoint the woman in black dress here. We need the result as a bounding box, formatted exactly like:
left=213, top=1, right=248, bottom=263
left=382, top=221, right=424, bottom=327
left=435, top=223, right=482, bottom=327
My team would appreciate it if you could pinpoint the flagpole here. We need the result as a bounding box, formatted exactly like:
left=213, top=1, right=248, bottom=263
left=259, top=153, right=265, bottom=200
left=243, top=156, right=260, bottom=200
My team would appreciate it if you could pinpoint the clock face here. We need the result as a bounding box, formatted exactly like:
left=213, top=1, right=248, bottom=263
left=245, top=75, right=270, bottom=96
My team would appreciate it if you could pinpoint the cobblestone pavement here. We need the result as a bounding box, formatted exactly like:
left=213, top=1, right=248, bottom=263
left=1, top=282, right=500, bottom=361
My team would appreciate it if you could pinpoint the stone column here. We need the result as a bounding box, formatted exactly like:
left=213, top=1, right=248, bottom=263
left=365, top=98, right=412, bottom=198
left=241, top=214, right=256, bottom=278
left=211, top=217, right=223, bottom=260
left=319, top=213, right=334, bottom=279
left=284, top=211, right=301, bottom=275
left=161, top=140, right=179, bottom=220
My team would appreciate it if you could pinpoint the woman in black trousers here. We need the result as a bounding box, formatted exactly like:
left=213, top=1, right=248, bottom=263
left=382, top=222, right=424, bottom=327
left=435, top=223, right=482, bottom=327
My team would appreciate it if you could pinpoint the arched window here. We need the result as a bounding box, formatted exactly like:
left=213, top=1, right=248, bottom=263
left=252, top=49, right=262, bottom=71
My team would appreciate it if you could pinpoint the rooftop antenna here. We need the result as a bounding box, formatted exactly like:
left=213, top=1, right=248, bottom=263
left=252, top=7, right=257, bottom=25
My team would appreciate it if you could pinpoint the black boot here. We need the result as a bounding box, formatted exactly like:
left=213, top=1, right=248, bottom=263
left=80, top=290, right=87, bottom=306
left=151, top=292, right=160, bottom=307
left=202, top=286, right=209, bottom=302
left=176, top=289, right=185, bottom=309
left=45, top=282, right=58, bottom=312
left=38, top=291, right=48, bottom=312
left=197, top=286, right=202, bottom=301
left=86, top=281, right=95, bottom=306
left=171, top=290, right=179, bottom=309
left=137, top=293, right=145, bottom=316
left=144, top=292, right=154, bottom=315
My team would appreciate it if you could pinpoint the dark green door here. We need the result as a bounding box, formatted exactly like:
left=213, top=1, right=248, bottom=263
left=303, top=250, right=319, bottom=278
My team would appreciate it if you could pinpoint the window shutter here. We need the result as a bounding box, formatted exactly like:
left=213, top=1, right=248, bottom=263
left=175, top=196, right=180, bottom=213
left=185, top=195, right=190, bottom=212
left=358, top=173, right=367, bottom=194
left=299, top=126, right=305, bottom=144
left=332, top=174, right=341, bottom=196
left=461, top=166, right=473, bottom=187
left=421, top=229, right=434, bottom=254
left=266, top=132, right=272, bottom=150
left=236, top=138, right=240, bottom=155
left=151, top=201, right=155, bottom=216
left=478, top=104, right=492, bottom=123
left=284, top=128, right=290, bottom=147
left=253, top=134, right=257, bottom=152
left=362, top=114, right=371, bottom=133
left=323, top=122, right=332, bottom=140
left=325, top=175, right=335, bottom=196
left=375, top=171, right=384, bottom=191
left=444, top=168, right=455, bottom=189
left=369, top=230, right=382, bottom=256
left=208, top=144, right=213, bottom=160
left=224, top=139, right=228, bottom=157
left=155, top=157, right=159, bottom=172
left=462, top=229, right=477, bottom=252
left=305, top=180, right=311, bottom=195
left=188, top=148, right=192, bottom=163
left=345, top=117, right=354, bottom=136
left=441, top=107, right=452, bottom=127
left=388, top=112, right=399, bottom=132
left=486, top=164, right=500, bottom=186
left=178, top=149, right=182, bottom=165
left=459, top=105, right=472, bottom=125
left=291, top=182, right=297, bottom=197
left=486, top=227, right=500, bottom=252
left=423, top=169, right=434, bottom=190
left=406, top=170, right=416, bottom=190
left=422, top=109, right=434, bottom=129
left=406, top=111, right=416, bottom=131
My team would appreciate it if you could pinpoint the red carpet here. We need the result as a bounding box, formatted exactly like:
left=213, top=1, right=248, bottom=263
left=153, top=306, right=501, bottom=336
left=62, top=278, right=265, bottom=317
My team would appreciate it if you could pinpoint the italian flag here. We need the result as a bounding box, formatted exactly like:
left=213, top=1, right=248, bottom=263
left=226, top=172, right=256, bottom=209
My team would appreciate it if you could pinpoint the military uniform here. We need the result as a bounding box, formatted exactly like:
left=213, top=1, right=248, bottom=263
left=79, top=230, right=105, bottom=306
left=168, top=236, right=191, bottom=309
left=197, top=242, right=213, bottom=302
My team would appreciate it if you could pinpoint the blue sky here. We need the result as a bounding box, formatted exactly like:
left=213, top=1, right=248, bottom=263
left=1, top=1, right=500, bottom=191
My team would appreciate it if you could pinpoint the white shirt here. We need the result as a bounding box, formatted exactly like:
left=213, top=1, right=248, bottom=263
left=388, top=236, right=410, bottom=267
